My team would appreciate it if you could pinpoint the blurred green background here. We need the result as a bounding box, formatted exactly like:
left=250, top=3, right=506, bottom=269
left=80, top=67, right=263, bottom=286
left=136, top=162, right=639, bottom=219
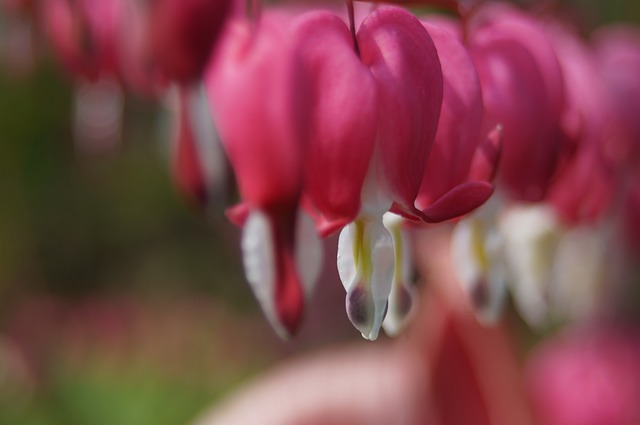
left=0, top=53, right=356, bottom=425
left=0, top=1, right=639, bottom=425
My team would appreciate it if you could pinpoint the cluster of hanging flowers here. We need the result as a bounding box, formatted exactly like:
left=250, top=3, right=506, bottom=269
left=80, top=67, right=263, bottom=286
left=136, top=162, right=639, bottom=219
left=3, top=0, right=640, bottom=340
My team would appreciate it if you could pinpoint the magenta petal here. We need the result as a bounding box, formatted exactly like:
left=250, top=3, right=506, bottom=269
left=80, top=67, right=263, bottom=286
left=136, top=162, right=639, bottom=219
left=594, top=26, right=640, bottom=167
left=468, top=124, right=503, bottom=183
left=206, top=14, right=311, bottom=210
left=470, top=23, right=562, bottom=202
left=269, top=212, right=305, bottom=336
left=465, top=4, right=573, bottom=202
left=358, top=7, right=443, bottom=214
left=146, top=0, right=231, bottom=83
left=420, top=181, right=494, bottom=223
left=242, top=208, right=306, bottom=337
left=471, top=4, right=565, bottom=117
left=417, top=21, right=484, bottom=209
left=226, top=202, right=250, bottom=227
left=42, top=0, right=121, bottom=80
left=293, top=11, right=377, bottom=234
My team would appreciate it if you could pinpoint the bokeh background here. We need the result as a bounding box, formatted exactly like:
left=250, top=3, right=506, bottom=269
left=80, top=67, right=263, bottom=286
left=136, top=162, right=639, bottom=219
left=0, top=1, right=639, bottom=424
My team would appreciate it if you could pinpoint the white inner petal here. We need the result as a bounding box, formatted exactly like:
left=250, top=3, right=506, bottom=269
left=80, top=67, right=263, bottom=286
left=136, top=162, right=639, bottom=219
left=337, top=217, right=395, bottom=340
left=367, top=219, right=394, bottom=340
left=337, top=222, right=357, bottom=292
left=451, top=211, right=507, bottom=325
left=382, top=213, right=417, bottom=336
left=359, top=147, right=393, bottom=218
left=241, top=209, right=286, bottom=337
left=499, top=204, right=560, bottom=328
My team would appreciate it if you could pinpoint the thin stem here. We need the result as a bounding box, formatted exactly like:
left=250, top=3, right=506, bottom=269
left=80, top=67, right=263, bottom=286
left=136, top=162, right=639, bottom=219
left=347, top=0, right=360, bottom=57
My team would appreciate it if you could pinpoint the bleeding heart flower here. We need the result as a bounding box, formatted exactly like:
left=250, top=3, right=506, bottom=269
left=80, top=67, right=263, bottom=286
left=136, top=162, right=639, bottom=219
left=294, top=6, right=443, bottom=340
left=466, top=3, right=567, bottom=202
left=538, top=22, right=616, bottom=225
left=292, top=11, right=378, bottom=238
left=527, top=327, right=640, bottom=425
left=593, top=25, right=640, bottom=169
left=132, top=0, right=231, bottom=84
left=40, top=0, right=121, bottom=80
left=205, top=13, right=321, bottom=338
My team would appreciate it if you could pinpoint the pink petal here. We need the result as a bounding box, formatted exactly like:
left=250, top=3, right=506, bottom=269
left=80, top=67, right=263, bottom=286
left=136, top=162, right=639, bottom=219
left=420, top=181, right=494, bottom=223
left=205, top=14, right=311, bottom=210
left=469, top=19, right=563, bottom=201
left=416, top=21, right=485, bottom=212
left=468, top=124, right=503, bottom=183
left=293, top=11, right=378, bottom=236
left=145, top=0, right=231, bottom=83
left=358, top=6, right=443, bottom=215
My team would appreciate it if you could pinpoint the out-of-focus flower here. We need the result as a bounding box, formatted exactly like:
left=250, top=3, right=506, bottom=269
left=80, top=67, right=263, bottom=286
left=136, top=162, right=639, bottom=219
left=416, top=19, right=499, bottom=222
left=527, top=327, right=640, bottom=425
left=205, top=12, right=321, bottom=338
left=446, top=3, right=570, bottom=325
left=544, top=20, right=617, bottom=225
left=450, top=194, right=508, bottom=324
left=449, top=7, right=626, bottom=329
left=622, top=168, right=640, bottom=255
left=593, top=25, right=640, bottom=169
left=40, top=0, right=122, bottom=81
left=127, top=0, right=232, bottom=84
left=466, top=3, right=566, bottom=203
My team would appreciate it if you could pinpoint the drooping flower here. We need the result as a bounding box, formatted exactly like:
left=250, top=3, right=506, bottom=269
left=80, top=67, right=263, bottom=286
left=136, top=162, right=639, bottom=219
left=494, top=21, right=621, bottom=328
left=294, top=6, right=443, bottom=340
left=543, top=21, right=617, bottom=225
left=205, top=12, right=321, bottom=338
left=40, top=0, right=122, bottom=81
left=127, top=0, right=232, bottom=84
left=385, top=18, right=502, bottom=329
left=292, top=10, right=378, bottom=238
left=593, top=25, right=640, bottom=170
left=466, top=3, right=567, bottom=202
left=448, top=5, right=589, bottom=327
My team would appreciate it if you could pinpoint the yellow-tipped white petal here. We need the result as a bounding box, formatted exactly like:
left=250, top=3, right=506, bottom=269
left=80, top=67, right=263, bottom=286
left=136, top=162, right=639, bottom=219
left=338, top=217, right=394, bottom=340
left=242, top=209, right=285, bottom=337
left=451, top=212, right=507, bottom=325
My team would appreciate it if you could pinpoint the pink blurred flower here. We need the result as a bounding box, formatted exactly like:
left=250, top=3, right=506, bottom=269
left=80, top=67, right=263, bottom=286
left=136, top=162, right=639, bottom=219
left=205, top=12, right=321, bottom=338
left=466, top=3, right=567, bottom=202
left=40, top=0, right=122, bottom=81
left=133, top=0, right=232, bottom=84
left=542, top=21, right=618, bottom=225
left=527, top=327, right=640, bottom=425
left=416, top=19, right=500, bottom=222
